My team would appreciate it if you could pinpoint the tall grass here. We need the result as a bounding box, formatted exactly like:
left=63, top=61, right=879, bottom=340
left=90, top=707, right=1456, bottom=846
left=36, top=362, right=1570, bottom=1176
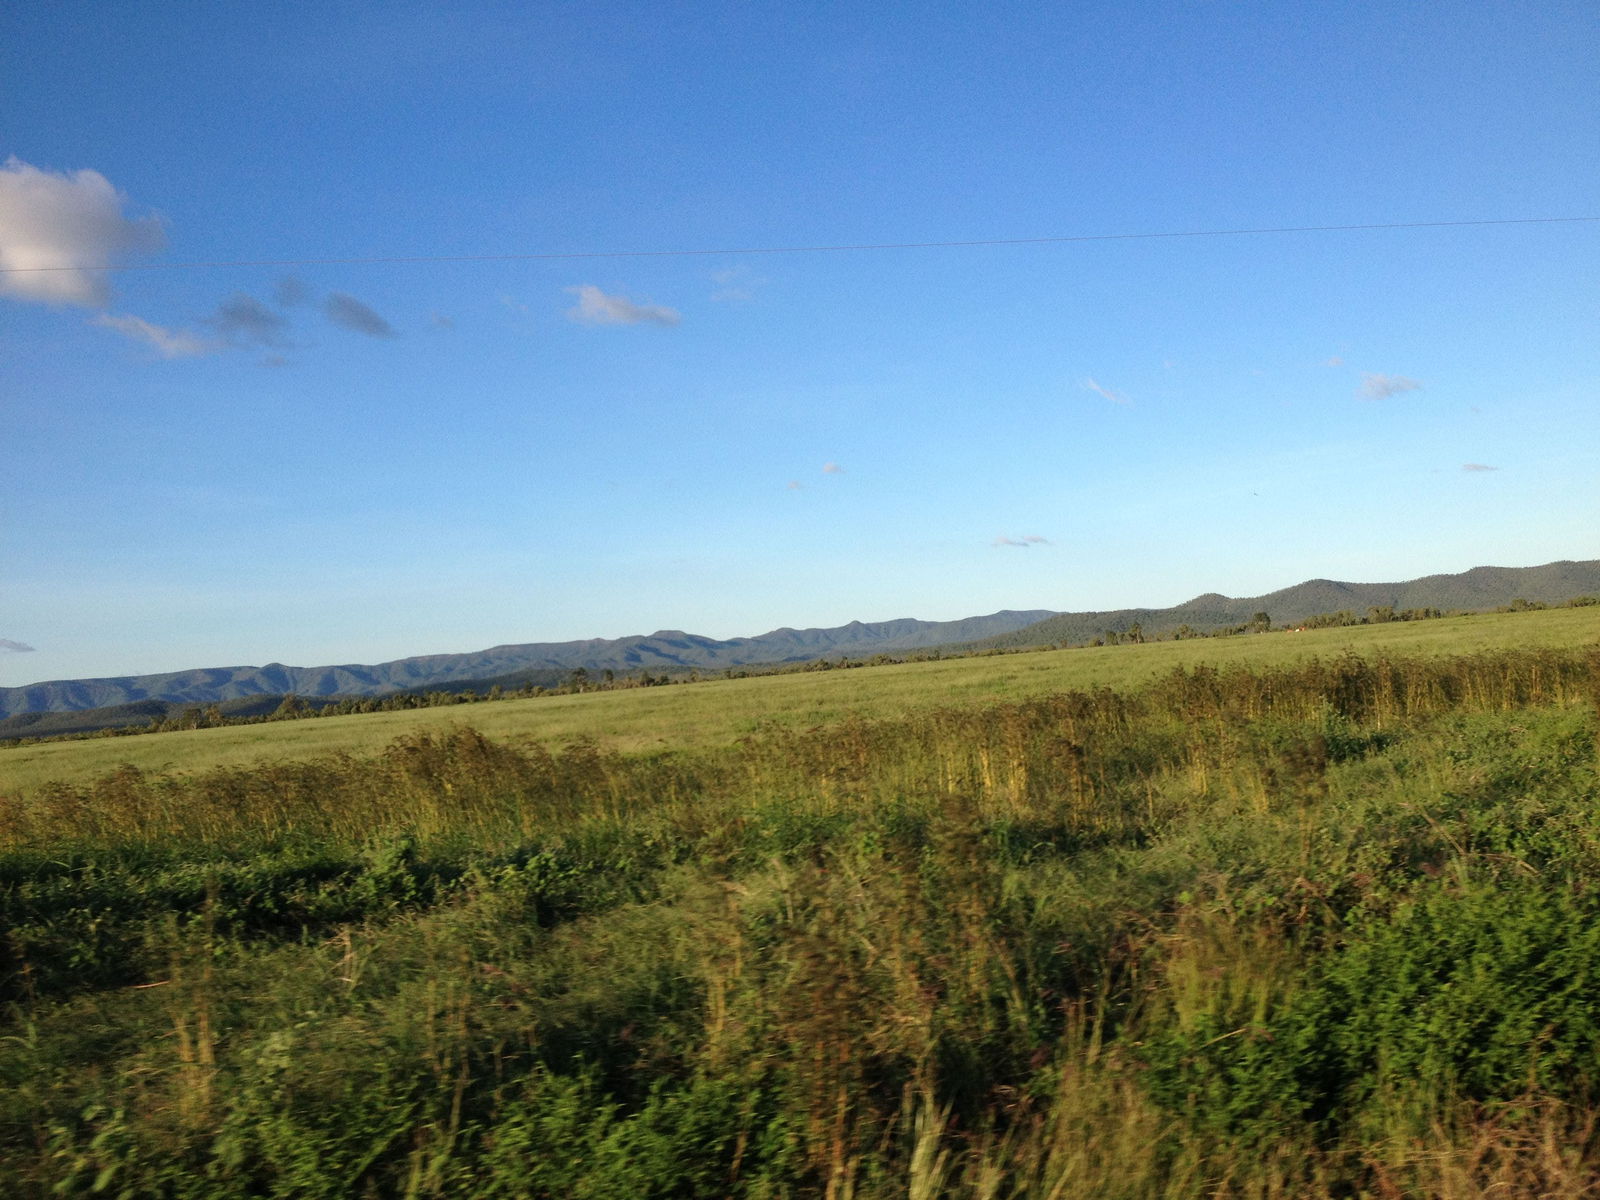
left=5, top=648, right=1589, bottom=851
left=1, top=645, right=1598, bottom=1196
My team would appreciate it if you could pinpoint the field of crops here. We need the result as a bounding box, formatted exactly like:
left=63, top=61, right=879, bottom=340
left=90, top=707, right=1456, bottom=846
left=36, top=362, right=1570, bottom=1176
left=2, top=613, right=1599, bottom=1196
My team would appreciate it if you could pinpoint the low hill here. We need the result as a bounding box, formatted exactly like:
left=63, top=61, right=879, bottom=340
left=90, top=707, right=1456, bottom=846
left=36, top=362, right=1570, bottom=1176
left=5, top=558, right=1595, bottom=723
left=969, top=559, right=1600, bottom=651
left=0, top=693, right=363, bottom=742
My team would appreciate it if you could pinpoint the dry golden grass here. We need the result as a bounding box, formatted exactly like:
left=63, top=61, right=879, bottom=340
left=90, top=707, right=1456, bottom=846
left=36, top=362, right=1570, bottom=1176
left=4, top=605, right=1597, bottom=797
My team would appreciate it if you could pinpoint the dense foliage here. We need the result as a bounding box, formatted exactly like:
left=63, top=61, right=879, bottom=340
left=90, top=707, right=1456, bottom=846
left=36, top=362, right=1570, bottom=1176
left=2, top=647, right=1598, bottom=1196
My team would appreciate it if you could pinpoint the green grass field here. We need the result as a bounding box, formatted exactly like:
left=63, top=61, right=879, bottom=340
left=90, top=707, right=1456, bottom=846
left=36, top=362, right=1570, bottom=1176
left=3, top=612, right=1600, bottom=1195
left=3, top=632, right=1599, bottom=1195
left=5, top=605, right=1598, bottom=796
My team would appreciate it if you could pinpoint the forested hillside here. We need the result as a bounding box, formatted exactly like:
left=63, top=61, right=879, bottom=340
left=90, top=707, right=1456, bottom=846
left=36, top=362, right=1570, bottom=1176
left=6, top=560, right=1597, bottom=721
left=971, top=558, right=1600, bottom=650
left=0, top=611, right=1055, bottom=719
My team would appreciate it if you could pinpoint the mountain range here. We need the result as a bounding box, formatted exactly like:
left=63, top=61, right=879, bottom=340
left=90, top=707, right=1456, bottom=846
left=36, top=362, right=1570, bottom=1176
left=0, top=610, right=1055, bottom=721
left=2, top=559, right=1596, bottom=729
left=963, top=559, right=1600, bottom=651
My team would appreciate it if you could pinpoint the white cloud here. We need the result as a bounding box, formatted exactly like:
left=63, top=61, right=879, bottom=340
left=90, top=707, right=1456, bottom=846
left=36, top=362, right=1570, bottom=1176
left=92, top=313, right=215, bottom=358
left=0, top=638, right=36, bottom=652
left=1359, top=372, right=1422, bottom=400
left=0, top=158, right=163, bottom=307
left=1324, top=355, right=1345, bottom=367
left=710, top=265, right=763, bottom=303
left=992, top=536, right=1040, bottom=549
left=822, top=462, right=844, bottom=475
left=566, top=284, right=680, bottom=327
left=1462, top=462, right=1498, bottom=472
left=1083, top=377, right=1130, bottom=404
left=786, top=480, right=803, bottom=490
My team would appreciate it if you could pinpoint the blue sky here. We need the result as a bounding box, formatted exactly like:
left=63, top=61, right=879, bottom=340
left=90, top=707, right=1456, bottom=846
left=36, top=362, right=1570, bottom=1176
left=3, top=1, right=1596, bottom=684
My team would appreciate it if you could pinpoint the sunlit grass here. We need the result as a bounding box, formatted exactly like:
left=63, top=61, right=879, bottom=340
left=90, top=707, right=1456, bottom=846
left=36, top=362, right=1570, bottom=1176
left=5, top=605, right=1598, bottom=795
left=3, top=639, right=1598, bottom=1195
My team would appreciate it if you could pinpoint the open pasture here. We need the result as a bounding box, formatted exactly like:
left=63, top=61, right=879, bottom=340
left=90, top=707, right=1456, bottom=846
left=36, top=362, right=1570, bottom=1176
left=5, top=604, right=1599, bottom=796
left=3, top=631, right=1599, bottom=1195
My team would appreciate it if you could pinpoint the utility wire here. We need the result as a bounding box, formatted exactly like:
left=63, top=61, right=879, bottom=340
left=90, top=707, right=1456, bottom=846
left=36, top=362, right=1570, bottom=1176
left=1, top=215, right=1595, bottom=276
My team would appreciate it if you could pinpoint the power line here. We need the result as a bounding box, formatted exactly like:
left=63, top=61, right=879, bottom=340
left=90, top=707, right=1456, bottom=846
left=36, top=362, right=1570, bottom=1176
left=2, top=215, right=1595, bottom=276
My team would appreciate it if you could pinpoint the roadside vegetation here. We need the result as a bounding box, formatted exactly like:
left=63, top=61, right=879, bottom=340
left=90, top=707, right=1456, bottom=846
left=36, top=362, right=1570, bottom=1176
left=3, top=626, right=1600, bottom=1195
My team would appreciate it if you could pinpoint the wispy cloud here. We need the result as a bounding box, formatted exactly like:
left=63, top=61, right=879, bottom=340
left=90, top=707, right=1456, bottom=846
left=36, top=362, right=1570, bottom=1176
left=211, top=293, right=288, bottom=346
left=822, top=462, right=844, bottom=475
left=1324, top=355, right=1344, bottom=367
left=1083, top=377, right=1130, bottom=404
left=325, top=292, right=396, bottom=337
left=92, top=313, right=215, bottom=358
left=786, top=480, right=803, bottom=490
left=0, top=638, right=36, bottom=653
left=429, top=312, right=455, bottom=330
left=1462, top=462, right=1499, bottom=472
left=0, top=157, right=164, bottom=307
left=710, top=265, right=763, bottom=303
left=993, top=534, right=1050, bottom=548
left=566, top=284, right=680, bottom=327
left=1359, top=372, right=1422, bottom=400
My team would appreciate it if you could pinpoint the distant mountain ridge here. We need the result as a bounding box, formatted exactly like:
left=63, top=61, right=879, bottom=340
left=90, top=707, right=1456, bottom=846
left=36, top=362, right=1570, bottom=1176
left=968, top=559, right=1600, bottom=651
left=3, top=559, right=1596, bottom=721
left=0, top=610, right=1056, bottom=719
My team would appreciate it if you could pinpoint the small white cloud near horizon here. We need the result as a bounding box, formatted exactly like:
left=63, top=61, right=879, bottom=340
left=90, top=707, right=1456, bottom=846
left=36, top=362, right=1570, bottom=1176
left=993, top=535, right=1050, bottom=548
left=710, top=265, right=764, bottom=303
left=822, top=462, right=844, bottom=475
left=0, top=157, right=165, bottom=307
left=1324, top=355, right=1345, bottom=367
left=1083, top=377, right=1130, bottom=404
left=1462, top=462, right=1499, bottom=472
left=566, top=284, right=681, bottom=327
left=1359, top=372, right=1423, bottom=400
left=92, top=312, right=215, bottom=359
left=0, top=638, right=36, bottom=653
